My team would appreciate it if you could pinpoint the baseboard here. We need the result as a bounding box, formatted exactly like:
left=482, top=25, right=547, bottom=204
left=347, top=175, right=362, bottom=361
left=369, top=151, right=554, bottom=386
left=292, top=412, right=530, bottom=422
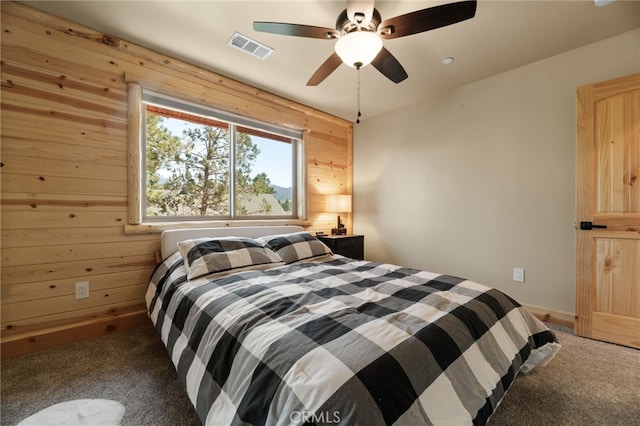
left=1, top=309, right=151, bottom=360
left=523, top=304, right=575, bottom=329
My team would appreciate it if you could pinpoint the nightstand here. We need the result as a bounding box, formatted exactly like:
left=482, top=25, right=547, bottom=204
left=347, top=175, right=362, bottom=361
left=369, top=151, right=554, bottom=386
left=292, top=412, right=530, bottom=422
left=317, top=234, right=364, bottom=260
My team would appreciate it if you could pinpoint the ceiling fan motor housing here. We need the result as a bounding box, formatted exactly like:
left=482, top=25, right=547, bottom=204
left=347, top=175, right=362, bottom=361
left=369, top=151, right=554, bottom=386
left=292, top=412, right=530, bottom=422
left=336, top=8, right=382, bottom=35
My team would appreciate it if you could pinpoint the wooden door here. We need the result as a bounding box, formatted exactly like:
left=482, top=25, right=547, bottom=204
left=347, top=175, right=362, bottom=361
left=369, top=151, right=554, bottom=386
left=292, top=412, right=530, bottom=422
left=576, top=73, right=640, bottom=349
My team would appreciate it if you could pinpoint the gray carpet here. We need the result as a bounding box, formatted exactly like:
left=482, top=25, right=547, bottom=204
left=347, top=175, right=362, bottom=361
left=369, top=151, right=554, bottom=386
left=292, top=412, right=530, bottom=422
left=490, top=324, right=640, bottom=426
left=1, top=325, right=200, bottom=426
left=1, top=324, right=638, bottom=425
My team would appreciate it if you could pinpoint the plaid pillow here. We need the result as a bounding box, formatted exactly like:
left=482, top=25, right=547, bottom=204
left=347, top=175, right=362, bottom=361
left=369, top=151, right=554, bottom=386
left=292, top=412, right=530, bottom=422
left=178, top=237, right=284, bottom=280
left=257, top=231, right=332, bottom=264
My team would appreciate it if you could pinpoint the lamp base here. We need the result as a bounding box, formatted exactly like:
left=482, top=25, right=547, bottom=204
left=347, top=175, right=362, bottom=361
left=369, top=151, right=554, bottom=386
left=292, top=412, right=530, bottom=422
left=331, top=227, right=347, bottom=235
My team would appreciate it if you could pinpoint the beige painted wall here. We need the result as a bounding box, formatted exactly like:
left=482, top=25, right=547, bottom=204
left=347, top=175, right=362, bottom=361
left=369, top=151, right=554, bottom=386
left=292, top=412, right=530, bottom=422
left=353, top=28, right=640, bottom=316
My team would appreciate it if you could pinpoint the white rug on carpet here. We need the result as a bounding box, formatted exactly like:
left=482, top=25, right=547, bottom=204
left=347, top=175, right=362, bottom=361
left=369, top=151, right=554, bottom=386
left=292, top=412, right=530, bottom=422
left=17, top=399, right=125, bottom=426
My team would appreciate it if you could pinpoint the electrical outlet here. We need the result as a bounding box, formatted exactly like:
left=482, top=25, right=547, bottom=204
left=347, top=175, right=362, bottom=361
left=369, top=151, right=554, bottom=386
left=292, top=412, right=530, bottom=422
left=513, top=268, right=525, bottom=283
left=75, top=281, right=90, bottom=299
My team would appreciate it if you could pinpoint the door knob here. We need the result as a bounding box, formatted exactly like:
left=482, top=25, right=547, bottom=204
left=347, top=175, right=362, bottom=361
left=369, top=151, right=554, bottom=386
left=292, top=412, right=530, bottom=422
left=579, top=221, right=607, bottom=230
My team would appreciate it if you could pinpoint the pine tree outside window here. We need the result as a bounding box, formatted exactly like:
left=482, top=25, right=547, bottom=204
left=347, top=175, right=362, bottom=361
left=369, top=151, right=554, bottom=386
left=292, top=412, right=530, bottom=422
left=142, top=91, right=302, bottom=221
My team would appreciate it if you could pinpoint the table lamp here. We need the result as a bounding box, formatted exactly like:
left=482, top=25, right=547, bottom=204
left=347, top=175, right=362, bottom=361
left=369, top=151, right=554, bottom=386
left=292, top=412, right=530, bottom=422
left=326, top=195, right=352, bottom=235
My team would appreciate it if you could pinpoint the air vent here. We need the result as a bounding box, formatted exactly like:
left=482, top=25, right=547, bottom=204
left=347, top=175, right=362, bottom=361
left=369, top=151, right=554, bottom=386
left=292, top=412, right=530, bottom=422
left=227, top=32, right=273, bottom=60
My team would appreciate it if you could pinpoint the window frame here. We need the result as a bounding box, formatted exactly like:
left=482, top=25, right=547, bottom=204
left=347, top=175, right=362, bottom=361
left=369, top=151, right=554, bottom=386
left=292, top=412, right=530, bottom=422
left=126, top=83, right=308, bottom=233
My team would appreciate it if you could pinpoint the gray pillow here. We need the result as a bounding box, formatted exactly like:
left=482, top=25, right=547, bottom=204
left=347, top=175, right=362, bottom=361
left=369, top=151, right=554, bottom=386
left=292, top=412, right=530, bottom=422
left=178, top=236, right=284, bottom=280
left=257, top=231, right=332, bottom=264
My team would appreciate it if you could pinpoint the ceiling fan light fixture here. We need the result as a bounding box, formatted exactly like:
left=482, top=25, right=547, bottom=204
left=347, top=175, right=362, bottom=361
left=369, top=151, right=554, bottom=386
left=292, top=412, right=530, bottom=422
left=334, top=31, right=383, bottom=68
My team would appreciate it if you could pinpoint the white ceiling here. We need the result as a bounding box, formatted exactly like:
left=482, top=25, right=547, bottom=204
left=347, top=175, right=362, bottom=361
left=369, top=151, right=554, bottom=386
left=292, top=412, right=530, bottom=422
left=20, top=0, right=640, bottom=122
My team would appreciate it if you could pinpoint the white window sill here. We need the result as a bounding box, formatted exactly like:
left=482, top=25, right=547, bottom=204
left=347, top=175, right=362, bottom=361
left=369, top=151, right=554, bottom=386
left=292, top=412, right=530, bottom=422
left=124, top=219, right=311, bottom=235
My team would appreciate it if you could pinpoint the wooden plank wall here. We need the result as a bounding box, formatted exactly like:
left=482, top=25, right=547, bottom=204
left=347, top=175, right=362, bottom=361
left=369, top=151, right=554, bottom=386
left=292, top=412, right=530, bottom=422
left=0, top=1, right=353, bottom=358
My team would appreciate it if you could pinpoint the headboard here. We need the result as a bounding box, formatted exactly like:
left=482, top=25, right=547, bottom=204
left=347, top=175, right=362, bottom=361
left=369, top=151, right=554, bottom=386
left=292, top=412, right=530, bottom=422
left=160, top=225, right=305, bottom=259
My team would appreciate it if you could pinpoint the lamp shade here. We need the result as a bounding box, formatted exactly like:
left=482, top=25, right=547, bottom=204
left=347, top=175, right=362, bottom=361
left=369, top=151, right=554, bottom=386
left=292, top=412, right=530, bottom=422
left=326, top=195, right=352, bottom=213
left=334, top=31, right=383, bottom=68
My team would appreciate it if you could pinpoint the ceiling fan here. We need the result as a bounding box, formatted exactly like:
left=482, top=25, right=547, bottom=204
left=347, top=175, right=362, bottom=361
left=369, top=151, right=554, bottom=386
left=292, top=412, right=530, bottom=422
left=253, top=0, right=477, bottom=86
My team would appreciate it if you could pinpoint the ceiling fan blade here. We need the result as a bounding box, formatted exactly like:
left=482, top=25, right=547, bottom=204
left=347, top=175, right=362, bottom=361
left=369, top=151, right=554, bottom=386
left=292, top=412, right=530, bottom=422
left=253, top=22, right=339, bottom=39
left=378, top=0, right=477, bottom=40
left=371, top=47, right=408, bottom=84
left=346, top=0, right=375, bottom=26
left=307, top=53, right=343, bottom=86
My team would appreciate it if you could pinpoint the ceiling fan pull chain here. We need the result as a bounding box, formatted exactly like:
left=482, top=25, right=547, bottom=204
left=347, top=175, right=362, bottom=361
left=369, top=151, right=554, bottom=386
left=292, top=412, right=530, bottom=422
left=356, top=65, right=361, bottom=124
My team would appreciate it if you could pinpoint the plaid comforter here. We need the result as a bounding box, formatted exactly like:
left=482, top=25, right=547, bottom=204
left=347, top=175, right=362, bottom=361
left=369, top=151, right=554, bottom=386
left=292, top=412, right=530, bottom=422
left=146, top=254, right=558, bottom=426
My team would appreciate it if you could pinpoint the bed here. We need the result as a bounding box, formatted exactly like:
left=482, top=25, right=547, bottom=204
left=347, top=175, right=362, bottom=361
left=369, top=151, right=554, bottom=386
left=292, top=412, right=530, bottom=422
left=146, top=226, right=560, bottom=425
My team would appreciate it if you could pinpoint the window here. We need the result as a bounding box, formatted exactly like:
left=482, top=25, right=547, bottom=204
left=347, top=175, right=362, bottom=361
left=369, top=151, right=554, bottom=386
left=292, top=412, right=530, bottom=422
left=141, top=91, right=303, bottom=221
